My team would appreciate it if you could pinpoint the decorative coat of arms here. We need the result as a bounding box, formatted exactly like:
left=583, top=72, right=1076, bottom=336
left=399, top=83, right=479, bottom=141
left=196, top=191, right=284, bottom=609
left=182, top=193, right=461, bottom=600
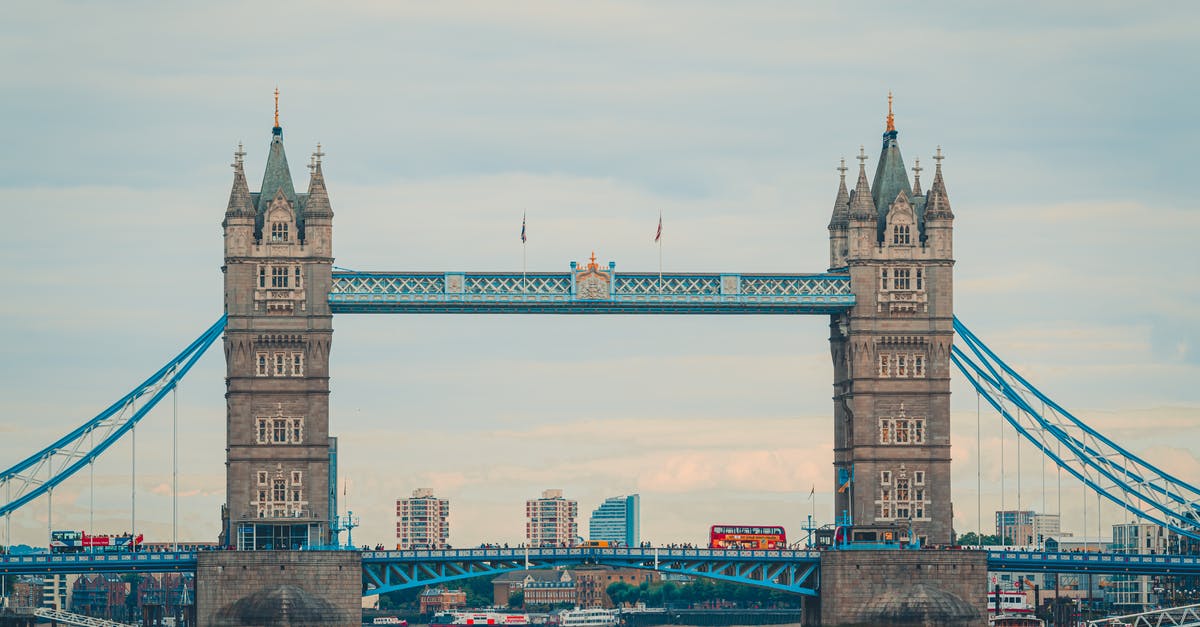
left=575, top=252, right=611, bottom=300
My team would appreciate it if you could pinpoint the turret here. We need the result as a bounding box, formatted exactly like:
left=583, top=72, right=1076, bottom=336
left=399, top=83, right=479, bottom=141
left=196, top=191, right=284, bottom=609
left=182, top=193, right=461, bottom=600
left=223, top=143, right=255, bottom=260
left=828, top=158, right=850, bottom=270
left=303, top=145, right=333, bottom=258
left=923, top=146, right=954, bottom=259
left=847, top=146, right=877, bottom=258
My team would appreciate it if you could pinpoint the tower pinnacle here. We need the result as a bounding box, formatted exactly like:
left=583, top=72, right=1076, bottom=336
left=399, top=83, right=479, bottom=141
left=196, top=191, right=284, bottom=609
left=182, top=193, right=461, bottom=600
left=274, top=87, right=280, bottom=129
left=232, top=142, right=246, bottom=169
left=886, top=92, right=895, bottom=132
left=849, top=146, right=876, bottom=220
left=911, top=157, right=923, bottom=196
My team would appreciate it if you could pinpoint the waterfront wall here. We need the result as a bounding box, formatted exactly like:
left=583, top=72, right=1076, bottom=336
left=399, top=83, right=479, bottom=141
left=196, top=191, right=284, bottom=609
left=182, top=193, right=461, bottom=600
left=197, top=551, right=361, bottom=627
left=814, top=550, right=986, bottom=626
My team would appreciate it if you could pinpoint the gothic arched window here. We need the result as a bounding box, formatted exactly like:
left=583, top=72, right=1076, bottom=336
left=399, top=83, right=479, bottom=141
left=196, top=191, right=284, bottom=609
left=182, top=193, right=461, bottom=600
left=270, top=221, right=289, bottom=243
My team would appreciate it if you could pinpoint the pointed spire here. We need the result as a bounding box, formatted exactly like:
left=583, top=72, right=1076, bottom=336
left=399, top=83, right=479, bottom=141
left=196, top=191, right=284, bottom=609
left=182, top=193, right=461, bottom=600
left=305, top=143, right=333, bottom=219
left=924, top=146, right=954, bottom=220
left=849, top=146, right=876, bottom=220
left=258, top=89, right=296, bottom=215
left=872, top=93, right=912, bottom=223
left=829, top=158, right=850, bottom=229
left=911, top=157, right=923, bottom=196
left=225, top=142, right=254, bottom=218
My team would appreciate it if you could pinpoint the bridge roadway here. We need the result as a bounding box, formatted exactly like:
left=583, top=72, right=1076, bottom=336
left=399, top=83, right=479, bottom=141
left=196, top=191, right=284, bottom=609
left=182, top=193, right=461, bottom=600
left=4, top=548, right=1200, bottom=595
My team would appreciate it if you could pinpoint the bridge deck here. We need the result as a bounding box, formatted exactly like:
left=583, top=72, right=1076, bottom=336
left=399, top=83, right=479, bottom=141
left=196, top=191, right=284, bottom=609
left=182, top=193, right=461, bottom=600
left=329, top=272, right=854, bottom=314
left=4, top=549, right=1198, bottom=587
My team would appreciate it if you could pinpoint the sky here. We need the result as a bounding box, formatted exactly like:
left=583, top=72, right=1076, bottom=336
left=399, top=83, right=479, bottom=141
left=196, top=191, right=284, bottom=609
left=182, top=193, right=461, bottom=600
left=1, top=1, right=1198, bottom=549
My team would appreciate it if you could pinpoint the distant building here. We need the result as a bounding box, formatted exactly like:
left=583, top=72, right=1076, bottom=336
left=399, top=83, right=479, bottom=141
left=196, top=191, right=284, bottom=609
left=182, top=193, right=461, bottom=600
left=523, top=580, right=576, bottom=608
left=1107, top=522, right=1195, bottom=610
left=492, top=570, right=573, bottom=607
left=526, top=489, right=578, bottom=547
left=572, top=567, right=657, bottom=608
left=994, top=510, right=1035, bottom=545
left=1032, top=513, right=1061, bottom=546
left=397, top=488, right=450, bottom=550
left=419, top=586, right=467, bottom=614
left=71, top=574, right=130, bottom=620
left=589, top=495, right=640, bottom=546
left=12, top=577, right=43, bottom=609
left=42, top=574, right=75, bottom=611
left=491, top=567, right=655, bottom=609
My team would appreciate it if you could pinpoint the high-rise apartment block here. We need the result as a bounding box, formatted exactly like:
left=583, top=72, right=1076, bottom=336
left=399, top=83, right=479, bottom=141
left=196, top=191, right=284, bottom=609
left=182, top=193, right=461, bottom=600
left=396, top=488, right=450, bottom=549
left=526, top=489, right=578, bottom=547
left=588, top=494, right=640, bottom=546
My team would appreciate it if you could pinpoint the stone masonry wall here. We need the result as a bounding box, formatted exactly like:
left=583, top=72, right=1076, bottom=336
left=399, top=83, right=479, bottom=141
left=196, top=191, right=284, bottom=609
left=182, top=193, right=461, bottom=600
left=197, top=551, right=361, bottom=627
left=817, top=550, right=986, bottom=627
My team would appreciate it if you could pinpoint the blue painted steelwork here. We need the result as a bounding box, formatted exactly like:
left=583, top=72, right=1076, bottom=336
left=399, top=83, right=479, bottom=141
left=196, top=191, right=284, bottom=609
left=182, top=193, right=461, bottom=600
left=360, top=547, right=821, bottom=597
left=986, top=550, right=1200, bottom=577
left=328, top=270, right=853, bottom=314
left=0, top=317, right=227, bottom=518
left=0, top=551, right=198, bottom=575
left=952, top=317, right=1200, bottom=541
left=9, top=548, right=1200, bottom=591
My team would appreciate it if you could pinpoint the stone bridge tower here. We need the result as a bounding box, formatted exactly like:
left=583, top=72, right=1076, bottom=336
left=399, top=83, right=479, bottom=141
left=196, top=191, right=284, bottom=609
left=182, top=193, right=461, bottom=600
left=220, top=97, right=336, bottom=549
left=828, top=99, right=956, bottom=544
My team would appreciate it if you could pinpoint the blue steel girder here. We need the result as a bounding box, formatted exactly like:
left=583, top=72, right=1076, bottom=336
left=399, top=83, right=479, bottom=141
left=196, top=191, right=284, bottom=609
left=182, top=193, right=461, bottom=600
left=360, top=548, right=820, bottom=597
left=329, top=271, right=853, bottom=315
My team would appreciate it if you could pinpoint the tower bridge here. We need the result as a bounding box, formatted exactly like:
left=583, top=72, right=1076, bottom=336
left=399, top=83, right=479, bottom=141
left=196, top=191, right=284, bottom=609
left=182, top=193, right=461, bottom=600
left=2, top=100, right=1198, bottom=626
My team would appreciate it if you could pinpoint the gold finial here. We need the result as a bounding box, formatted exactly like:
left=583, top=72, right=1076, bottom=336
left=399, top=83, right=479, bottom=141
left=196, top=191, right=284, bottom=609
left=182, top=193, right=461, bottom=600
left=886, top=92, right=895, bottom=132
left=274, top=87, right=280, bottom=128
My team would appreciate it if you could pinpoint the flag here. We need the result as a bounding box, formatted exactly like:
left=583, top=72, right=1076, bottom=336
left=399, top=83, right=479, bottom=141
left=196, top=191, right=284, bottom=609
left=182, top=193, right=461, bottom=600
left=836, top=467, right=853, bottom=493
left=521, top=213, right=527, bottom=243
left=654, top=212, right=662, bottom=243
left=809, top=485, right=815, bottom=500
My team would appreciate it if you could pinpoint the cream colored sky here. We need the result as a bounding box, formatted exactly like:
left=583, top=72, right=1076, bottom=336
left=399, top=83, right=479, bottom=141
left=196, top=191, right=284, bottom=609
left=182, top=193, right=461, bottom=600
left=1, top=1, right=1199, bottom=547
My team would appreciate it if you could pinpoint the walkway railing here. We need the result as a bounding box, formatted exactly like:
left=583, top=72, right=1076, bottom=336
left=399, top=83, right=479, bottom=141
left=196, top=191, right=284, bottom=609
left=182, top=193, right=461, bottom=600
left=1085, top=603, right=1200, bottom=626
left=32, top=607, right=138, bottom=627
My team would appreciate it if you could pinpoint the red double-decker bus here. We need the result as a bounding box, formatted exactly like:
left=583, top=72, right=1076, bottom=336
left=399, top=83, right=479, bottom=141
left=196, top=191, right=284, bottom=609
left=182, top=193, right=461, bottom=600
left=709, top=525, right=786, bottom=549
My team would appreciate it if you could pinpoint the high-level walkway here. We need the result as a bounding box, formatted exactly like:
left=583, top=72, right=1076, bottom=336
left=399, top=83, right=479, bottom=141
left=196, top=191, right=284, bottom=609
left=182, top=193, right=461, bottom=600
left=329, top=271, right=854, bottom=314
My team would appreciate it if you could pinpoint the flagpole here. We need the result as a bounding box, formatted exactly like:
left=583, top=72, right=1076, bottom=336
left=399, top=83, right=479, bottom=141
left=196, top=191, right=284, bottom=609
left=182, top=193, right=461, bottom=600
left=521, top=212, right=527, bottom=294
left=657, top=210, right=663, bottom=290
left=810, top=485, right=816, bottom=546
